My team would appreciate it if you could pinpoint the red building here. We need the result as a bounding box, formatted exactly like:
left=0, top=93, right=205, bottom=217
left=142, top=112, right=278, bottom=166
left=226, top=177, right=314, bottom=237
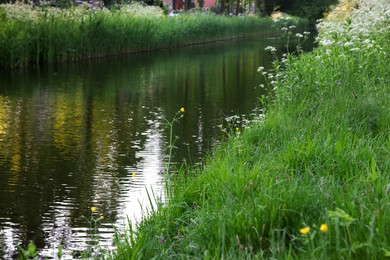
left=163, top=0, right=216, bottom=10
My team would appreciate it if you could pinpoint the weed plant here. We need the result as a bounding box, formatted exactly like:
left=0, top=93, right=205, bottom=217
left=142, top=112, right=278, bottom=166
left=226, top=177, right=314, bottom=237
left=110, top=0, right=390, bottom=259
left=0, top=3, right=304, bottom=69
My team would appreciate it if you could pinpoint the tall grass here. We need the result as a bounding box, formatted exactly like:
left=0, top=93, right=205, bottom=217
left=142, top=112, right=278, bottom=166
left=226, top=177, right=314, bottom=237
left=0, top=3, right=303, bottom=69
left=110, top=0, right=390, bottom=258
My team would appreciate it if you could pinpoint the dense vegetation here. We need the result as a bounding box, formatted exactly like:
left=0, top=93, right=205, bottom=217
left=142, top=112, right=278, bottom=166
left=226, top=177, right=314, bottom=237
left=111, top=0, right=390, bottom=258
left=0, top=3, right=306, bottom=69
left=260, top=0, right=338, bottom=23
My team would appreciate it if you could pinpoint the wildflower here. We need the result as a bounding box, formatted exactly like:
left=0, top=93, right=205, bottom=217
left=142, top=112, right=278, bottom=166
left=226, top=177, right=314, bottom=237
left=180, top=107, right=185, bottom=113
left=100, top=216, right=104, bottom=220
left=344, top=41, right=354, bottom=47
left=320, top=224, right=328, bottom=233
left=265, top=46, right=277, bottom=53
left=289, top=25, right=296, bottom=30
left=257, top=66, right=265, bottom=72
left=91, top=207, right=97, bottom=212
left=299, top=227, right=311, bottom=235
left=132, top=172, right=137, bottom=177
left=320, top=39, right=334, bottom=46
left=235, top=127, right=239, bottom=132
left=296, top=33, right=303, bottom=38
left=303, top=31, right=310, bottom=35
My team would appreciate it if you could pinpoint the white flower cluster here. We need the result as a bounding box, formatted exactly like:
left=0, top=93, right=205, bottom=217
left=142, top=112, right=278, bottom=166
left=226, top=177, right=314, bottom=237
left=316, top=0, right=390, bottom=49
left=264, top=46, right=277, bottom=53
left=118, top=2, right=163, bottom=18
left=0, top=3, right=40, bottom=22
left=0, top=3, right=104, bottom=23
left=0, top=2, right=162, bottom=24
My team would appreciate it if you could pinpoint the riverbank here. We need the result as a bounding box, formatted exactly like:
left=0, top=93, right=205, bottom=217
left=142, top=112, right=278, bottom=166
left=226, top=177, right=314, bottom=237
left=111, top=0, right=390, bottom=259
left=0, top=3, right=306, bottom=70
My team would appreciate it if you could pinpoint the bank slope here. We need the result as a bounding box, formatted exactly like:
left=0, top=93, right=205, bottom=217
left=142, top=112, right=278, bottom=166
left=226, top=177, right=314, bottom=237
left=112, top=0, right=390, bottom=259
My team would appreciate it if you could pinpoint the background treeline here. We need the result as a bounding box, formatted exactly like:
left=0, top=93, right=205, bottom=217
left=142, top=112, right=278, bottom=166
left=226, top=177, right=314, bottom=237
left=0, top=0, right=337, bottom=23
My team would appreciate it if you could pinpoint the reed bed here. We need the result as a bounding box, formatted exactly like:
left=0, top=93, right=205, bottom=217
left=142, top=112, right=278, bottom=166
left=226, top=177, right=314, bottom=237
left=110, top=0, right=390, bottom=259
left=0, top=3, right=293, bottom=69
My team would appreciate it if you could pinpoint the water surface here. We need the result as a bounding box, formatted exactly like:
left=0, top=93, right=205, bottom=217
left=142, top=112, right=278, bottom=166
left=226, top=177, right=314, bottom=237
left=0, top=36, right=288, bottom=258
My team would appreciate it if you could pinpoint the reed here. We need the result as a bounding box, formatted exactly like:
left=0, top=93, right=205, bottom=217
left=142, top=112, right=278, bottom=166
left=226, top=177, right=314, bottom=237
left=110, top=0, right=390, bottom=258
left=0, top=3, right=301, bottom=69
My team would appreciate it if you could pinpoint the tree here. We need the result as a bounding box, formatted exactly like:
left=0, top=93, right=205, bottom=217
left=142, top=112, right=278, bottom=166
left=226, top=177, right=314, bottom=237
left=220, top=0, right=225, bottom=14
left=261, top=0, right=266, bottom=16
left=235, top=0, right=239, bottom=15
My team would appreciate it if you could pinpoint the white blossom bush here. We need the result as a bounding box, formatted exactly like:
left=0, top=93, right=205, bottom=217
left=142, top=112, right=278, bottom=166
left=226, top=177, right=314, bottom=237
left=117, top=2, right=163, bottom=18
left=316, top=0, right=390, bottom=48
left=260, top=0, right=389, bottom=105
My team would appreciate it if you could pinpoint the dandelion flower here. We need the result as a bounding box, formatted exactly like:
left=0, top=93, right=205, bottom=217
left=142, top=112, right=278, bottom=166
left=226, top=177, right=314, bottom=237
left=299, top=227, right=311, bottom=235
left=180, top=107, right=185, bottom=113
left=91, top=207, right=97, bottom=212
left=320, top=224, right=328, bottom=233
left=132, top=172, right=137, bottom=177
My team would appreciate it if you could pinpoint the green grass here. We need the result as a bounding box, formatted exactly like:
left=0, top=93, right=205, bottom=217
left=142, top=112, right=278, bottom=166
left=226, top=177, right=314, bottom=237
left=0, top=3, right=305, bottom=69
left=109, top=0, right=390, bottom=259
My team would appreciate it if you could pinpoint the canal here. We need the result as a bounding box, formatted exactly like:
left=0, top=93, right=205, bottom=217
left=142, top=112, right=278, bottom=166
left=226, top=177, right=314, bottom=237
left=1, top=36, right=293, bottom=258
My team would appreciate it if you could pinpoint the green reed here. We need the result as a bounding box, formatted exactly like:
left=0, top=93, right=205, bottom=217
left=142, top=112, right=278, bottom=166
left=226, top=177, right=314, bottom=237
left=0, top=4, right=301, bottom=69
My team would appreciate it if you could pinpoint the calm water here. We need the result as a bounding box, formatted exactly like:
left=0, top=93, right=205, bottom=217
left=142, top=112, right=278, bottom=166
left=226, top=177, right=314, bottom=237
left=0, top=37, right=291, bottom=258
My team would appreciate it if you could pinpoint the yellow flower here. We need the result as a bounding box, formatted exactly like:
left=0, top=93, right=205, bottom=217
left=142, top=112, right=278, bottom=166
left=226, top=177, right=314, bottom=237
left=235, top=127, right=239, bottom=132
left=91, top=207, right=97, bottom=212
left=299, top=227, right=311, bottom=235
left=132, top=172, right=137, bottom=177
left=320, top=224, right=328, bottom=233
left=100, top=216, right=104, bottom=220
left=180, top=107, right=185, bottom=113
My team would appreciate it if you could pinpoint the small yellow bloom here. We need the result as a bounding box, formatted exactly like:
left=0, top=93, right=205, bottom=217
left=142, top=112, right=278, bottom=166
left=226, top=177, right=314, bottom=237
left=91, top=207, right=97, bottom=212
left=299, top=227, right=311, bottom=235
left=180, top=107, right=185, bottom=113
left=132, top=172, right=137, bottom=177
left=320, top=224, right=328, bottom=233
left=235, top=128, right=239, bottom=132
left=100, top=216, right=104, bottom=220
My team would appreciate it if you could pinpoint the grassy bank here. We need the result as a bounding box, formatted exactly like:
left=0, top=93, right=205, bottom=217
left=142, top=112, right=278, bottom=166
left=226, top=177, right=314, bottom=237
left=111, top=0, right=390, bottom=259
left=0, top=3, right=304, bottom=70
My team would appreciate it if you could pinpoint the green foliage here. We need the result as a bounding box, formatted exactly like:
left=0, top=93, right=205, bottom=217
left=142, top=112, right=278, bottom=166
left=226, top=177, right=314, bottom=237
left=0, top=3, right=299, bottom=70
left=289, top=0, right=338, bottom=23
left=263, top=0, right=338, bottom=23
left=110, top=0, right=390, bottom=258
left=18, top=242, right=38, bottom=260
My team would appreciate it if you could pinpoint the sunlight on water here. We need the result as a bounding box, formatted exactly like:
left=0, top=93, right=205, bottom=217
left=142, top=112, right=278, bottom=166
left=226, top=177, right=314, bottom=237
left=0, top=36, right=296, bottom=258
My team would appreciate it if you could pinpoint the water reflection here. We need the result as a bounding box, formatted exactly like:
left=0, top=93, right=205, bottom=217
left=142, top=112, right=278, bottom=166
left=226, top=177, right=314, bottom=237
left=0, top=36, right=285, bottom=258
